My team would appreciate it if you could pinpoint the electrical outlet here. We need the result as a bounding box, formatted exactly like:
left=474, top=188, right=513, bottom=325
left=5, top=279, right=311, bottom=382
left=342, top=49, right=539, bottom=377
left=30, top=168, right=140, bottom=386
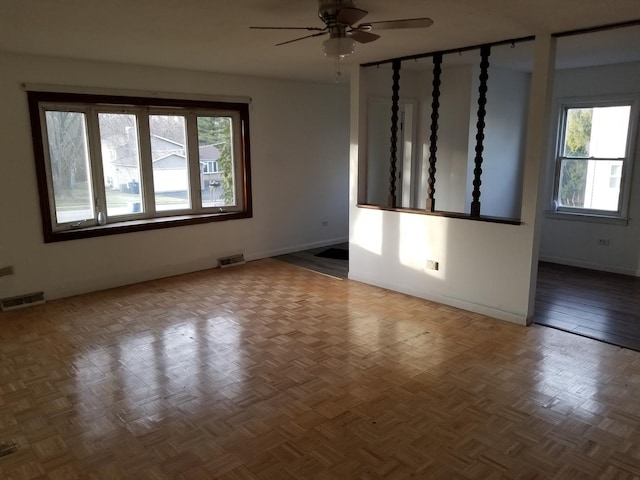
left=0, top=266, right=14, bottom=277
left=321, top=220, right=329, bottom=227
left=426, top=260, right=439, bottom=271
left=597, top=239, right=610, bottom=246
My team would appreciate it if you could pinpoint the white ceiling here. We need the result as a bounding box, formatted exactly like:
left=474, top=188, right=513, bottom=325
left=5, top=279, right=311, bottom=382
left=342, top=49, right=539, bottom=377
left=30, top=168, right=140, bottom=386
left=0, top=0, right=639, bottom=83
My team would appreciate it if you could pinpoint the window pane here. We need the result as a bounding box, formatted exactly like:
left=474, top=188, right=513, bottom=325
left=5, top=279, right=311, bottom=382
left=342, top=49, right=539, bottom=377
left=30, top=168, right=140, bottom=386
left=197, top=116, right=236, bottom=208
left=563, top=106, right=630, bottom=158
left=149, top=115, right=190, bottom=211
left=98, top=113, right=143, bottom=216
left=44, top=111, right=94, bottom=224
left=559, top=158, right=622, bottom=211
left=609, top=165, right=621, bottom=189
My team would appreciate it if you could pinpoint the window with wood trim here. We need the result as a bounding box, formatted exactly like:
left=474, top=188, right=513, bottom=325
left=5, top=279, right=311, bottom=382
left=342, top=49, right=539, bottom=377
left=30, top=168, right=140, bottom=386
left=28, top=91, right=252, bottom=242
left=553, top=98, right=637, bottom=219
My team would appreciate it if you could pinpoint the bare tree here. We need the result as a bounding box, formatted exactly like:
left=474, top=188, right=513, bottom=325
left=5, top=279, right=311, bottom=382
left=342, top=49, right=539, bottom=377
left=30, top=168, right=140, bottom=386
left=45, top=111, right=89, bottom=198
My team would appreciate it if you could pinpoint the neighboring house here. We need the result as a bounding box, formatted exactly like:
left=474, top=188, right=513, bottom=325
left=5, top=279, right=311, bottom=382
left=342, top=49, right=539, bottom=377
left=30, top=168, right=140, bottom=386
left=102, top=133, right=222, bottom=195
left=198, top=143, right=223, bottom=190
left=580, top=107, right=628, bottom=211
left=150, top=134, right=188, bottom=194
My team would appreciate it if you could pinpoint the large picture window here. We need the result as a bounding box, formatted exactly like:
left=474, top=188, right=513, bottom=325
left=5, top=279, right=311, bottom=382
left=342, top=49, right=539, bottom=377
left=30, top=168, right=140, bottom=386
left=28, top=91, right=252, bottom=242
left=553, top=98, right=637, bottom=219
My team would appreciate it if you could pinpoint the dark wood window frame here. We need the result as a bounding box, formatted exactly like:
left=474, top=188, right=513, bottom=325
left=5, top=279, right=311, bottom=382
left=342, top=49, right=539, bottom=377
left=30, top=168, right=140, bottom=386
left=27, top=91, right=252, bottom=243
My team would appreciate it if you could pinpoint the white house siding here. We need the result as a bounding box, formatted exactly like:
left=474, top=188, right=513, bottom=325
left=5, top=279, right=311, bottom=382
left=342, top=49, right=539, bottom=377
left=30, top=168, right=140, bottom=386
left=153, top=168, right=189, bottom=194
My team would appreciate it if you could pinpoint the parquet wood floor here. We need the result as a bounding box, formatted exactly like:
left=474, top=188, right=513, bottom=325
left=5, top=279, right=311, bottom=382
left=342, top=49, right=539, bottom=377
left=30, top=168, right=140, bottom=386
left=1, top=259, right=640, bottom=479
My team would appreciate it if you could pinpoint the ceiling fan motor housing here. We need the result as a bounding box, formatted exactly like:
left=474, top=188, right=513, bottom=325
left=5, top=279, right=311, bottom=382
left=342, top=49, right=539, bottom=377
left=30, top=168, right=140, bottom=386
left=318, top=0, right=356, bottom=24
left=319, top=0, right=358, bottom=40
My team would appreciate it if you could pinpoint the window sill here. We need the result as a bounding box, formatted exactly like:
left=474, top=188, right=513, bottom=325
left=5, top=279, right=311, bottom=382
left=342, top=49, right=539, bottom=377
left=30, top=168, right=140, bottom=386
left=356, top=204, right=521, bottom=225
left=544, top=210, right=629, bottom=226
left=45, top=210, right=252, bottom=243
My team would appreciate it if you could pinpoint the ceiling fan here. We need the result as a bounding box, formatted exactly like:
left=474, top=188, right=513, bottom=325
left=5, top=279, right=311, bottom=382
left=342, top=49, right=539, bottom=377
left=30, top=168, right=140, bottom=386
left=250, top=0, right=433, bottom=59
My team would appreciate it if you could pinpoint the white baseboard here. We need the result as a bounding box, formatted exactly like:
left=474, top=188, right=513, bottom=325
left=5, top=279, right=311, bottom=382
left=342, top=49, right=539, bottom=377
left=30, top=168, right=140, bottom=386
left=246, top=237, right=348, bottom=262
left=538, top=255, right=639, bottom=277
left=347, top=272, right=528, bottom=326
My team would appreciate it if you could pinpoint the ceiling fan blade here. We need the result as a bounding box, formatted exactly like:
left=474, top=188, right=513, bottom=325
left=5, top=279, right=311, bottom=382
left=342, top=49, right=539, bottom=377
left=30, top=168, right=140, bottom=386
left=275, top=30, right=328, bottom=46
left=359, top=17, right=434, bottom=31
left=250, top=26, right=326, bottom=31
left=336, top=7, right=368, bottom=26
left=350, top=29, right=380, bottom=44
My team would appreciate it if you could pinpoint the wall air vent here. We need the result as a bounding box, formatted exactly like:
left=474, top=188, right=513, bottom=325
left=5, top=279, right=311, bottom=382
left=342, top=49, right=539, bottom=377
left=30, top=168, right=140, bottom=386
left=0, top=292, right=45, bottom=311
left=217, top=254, right=246, bottom=269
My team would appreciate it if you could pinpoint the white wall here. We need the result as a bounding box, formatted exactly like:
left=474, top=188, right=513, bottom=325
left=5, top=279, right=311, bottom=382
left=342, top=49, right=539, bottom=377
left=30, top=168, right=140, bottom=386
left=412, top=64, right=530, bottom=218
left=467, top=67, right=530, bottom=218
left=539, top=61, right=640, bottom=275
left=0, top=52, right=350, bottom=300
left=362, top=66, right=423, bottom=208
left=433, top=66, right=473, bottom=213
left=349, top=37, right=556, bottom=325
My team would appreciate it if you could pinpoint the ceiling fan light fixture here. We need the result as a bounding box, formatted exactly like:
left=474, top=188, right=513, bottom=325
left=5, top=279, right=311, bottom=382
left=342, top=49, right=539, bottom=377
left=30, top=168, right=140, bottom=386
left=323, top=36, right=355, bottom=59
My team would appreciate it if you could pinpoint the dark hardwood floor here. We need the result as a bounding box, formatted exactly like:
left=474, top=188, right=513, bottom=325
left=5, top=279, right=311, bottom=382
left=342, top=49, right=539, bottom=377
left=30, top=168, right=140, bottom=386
left=535, top=261, right=640, bottom=351
left=274, top=242, right=348, bottom=279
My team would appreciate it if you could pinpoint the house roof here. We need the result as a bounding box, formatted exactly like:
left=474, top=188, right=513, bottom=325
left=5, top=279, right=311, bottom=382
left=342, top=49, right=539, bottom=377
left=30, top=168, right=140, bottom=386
left=199, top=144, right=221, bottom=161
left=0, top=1, right=638, bottom=83
left=107, top=136, right=219, bottom=167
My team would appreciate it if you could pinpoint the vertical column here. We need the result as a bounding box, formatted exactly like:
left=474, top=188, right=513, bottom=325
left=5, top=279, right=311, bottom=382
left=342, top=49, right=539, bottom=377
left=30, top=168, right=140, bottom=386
left=470, top=45, right=491, bottom=217
left=388, top=59, right=401, bottom=208
left=426, top=53, right=442, bottom=212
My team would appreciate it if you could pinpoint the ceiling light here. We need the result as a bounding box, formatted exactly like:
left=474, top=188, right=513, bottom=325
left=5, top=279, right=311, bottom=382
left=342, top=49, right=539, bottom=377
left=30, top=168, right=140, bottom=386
left=323, top=36, right=355, bottom=59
